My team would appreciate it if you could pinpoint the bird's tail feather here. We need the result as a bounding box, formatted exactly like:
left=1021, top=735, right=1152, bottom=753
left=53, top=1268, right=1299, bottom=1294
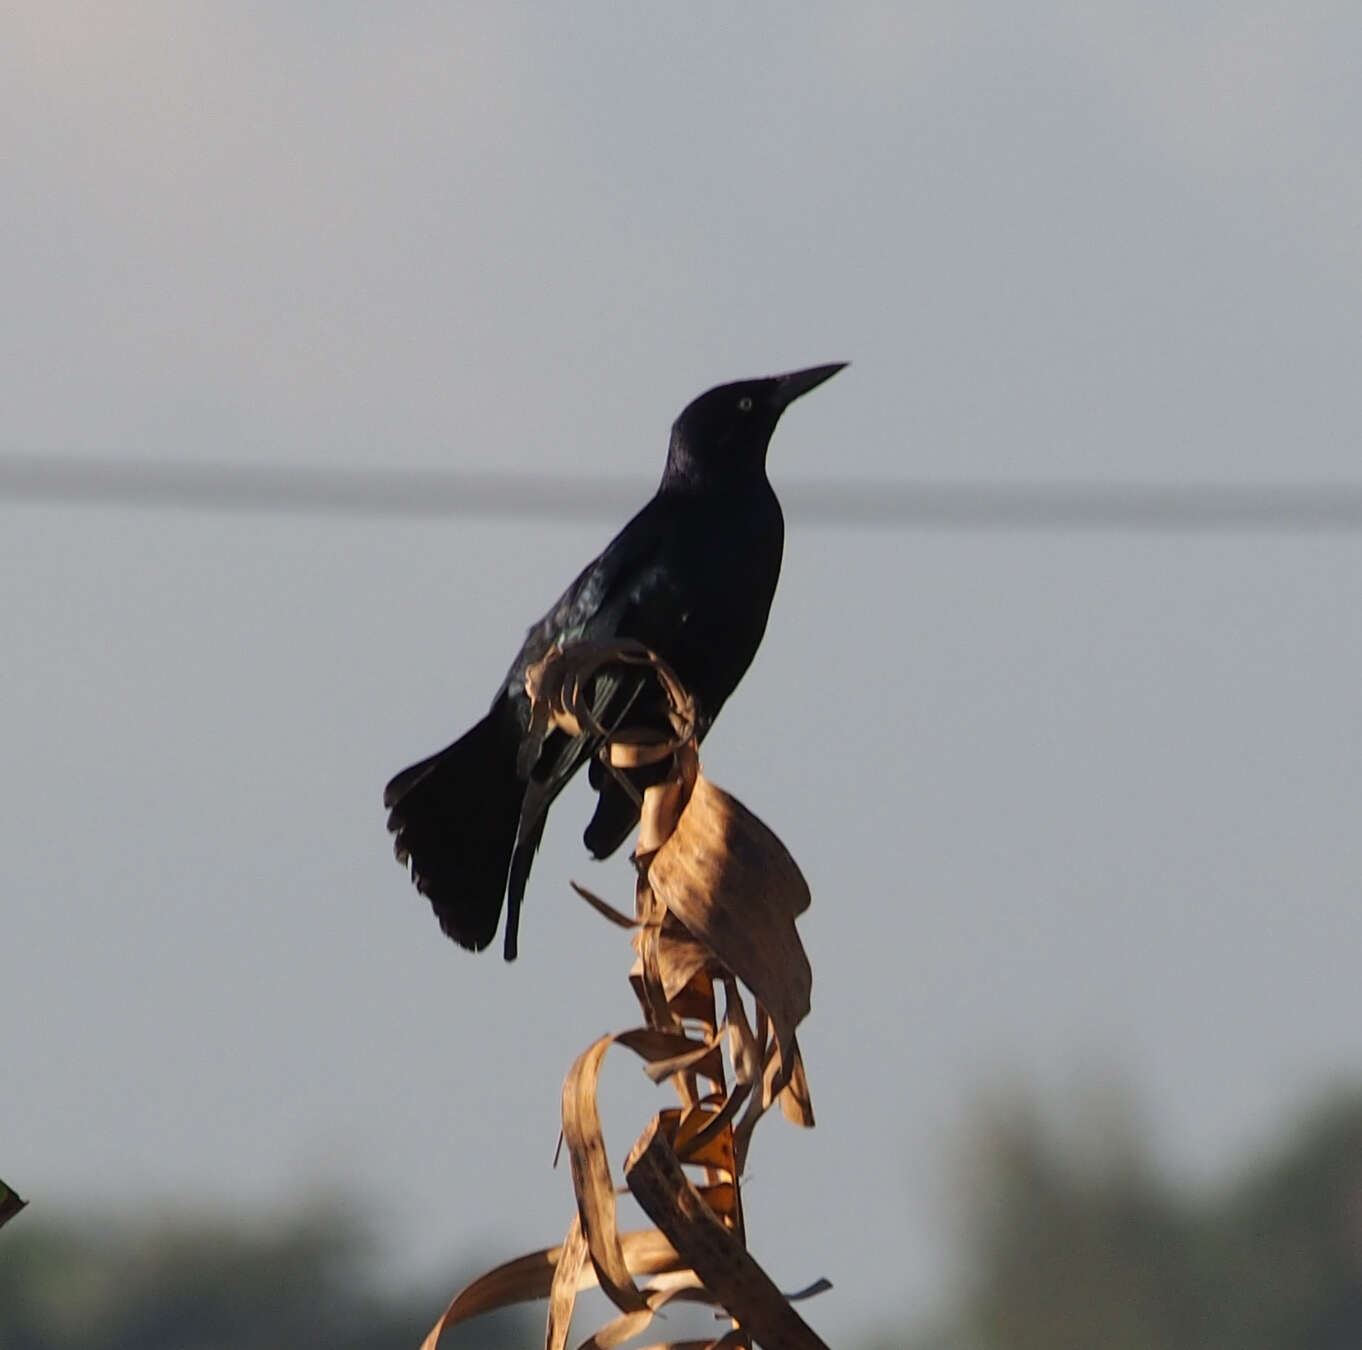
left=583, top=760, right=643, bottom=859
left=384, top=695, right=524, bottom=953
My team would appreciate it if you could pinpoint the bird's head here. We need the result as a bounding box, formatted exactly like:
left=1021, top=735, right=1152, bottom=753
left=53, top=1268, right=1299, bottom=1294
left=664, top=363, right=847, bottom=484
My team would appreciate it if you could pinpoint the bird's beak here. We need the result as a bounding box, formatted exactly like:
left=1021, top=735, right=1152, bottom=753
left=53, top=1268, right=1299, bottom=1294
left=772, top=362, right=849, bottom=409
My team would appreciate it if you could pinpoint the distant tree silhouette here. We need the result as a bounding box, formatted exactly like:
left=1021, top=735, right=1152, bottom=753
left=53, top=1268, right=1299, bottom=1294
left=0, top=1202, right=532, bottom=1350
left=11, top=1091, right=1362, bottom=1350
left=912, top=1088, right=1362, bottom=1350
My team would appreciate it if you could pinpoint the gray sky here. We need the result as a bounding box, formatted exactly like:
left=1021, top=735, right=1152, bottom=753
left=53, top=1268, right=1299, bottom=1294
left=5, top=3, right=1362, bottom=1342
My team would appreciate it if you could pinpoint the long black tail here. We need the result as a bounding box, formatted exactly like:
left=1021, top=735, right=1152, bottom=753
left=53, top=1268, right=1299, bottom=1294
left=384, top=694, right=524, bottom=953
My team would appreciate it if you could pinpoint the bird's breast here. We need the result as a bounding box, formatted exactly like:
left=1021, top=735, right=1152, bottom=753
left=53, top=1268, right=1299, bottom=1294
left=633, top=500, right=782, bottom=716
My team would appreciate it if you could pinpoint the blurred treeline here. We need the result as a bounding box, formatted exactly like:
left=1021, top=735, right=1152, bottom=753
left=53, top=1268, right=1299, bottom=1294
left=5, top=1089, right=1362, bottom=1350
left=0, top=1201, right=532, bottom=1350
left=893, top=1087, right=1362, bottom=1350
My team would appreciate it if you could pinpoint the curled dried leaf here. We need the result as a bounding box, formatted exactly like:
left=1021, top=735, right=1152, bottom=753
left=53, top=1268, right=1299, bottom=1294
left=547, top=1217, right=591, bottom=1350
left=571, top=881, right=638, bottom=931
left=525, top=640, right=697, bottom=752
left=625, top=1116, right=830, bottom=1350
left=778, top=1046, right=815, bottom=1129
left=419, top=1229, right=690, bottom=1349
left=562, top=1038, right=649, bottom=1313
left=647, top=775, right=811, bottom=1072
left=426, top=640, right=824, bottom=1350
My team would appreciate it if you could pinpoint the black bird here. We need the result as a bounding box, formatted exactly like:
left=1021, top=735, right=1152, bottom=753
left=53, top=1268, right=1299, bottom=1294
left=384, top=363, right=846, bottom=959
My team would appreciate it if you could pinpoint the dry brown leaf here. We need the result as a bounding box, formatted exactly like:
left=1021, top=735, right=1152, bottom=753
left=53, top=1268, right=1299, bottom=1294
left=420, top=1230, right=690, bottom=1349
left=733, top=1047, right=781, bottom=1175
left=675, top=1087, right=752, bottom=1164
left=571, top=881, right=639, bottom=930
left=547, top=1216, right=591, bottom=1350
left=563, top=1038, right=650, bottom=1313
left=573, top=1274, right=722, bottom=1350
left=647, top=775, right=811, bottom=1072
left=626, top=1116, right=831, bottom=1350
left=665, top=976, right=727, bottom=1026
left=418, top=1247, right=561, bottom=1350
left=558, top=1026, right=744, bottom=1324
left=573, top=1308, right=659, bottom=1350
left=672, top=1125, right=737, bottom=1177
left=428, top=641, right=823, bottom=1350
left=525, top=640, right=696, bottom=753
left=630, top=922, right=718, bottom=1013
left=722, top=981, right=761, bottom=1090
left=696, top=1182, right=739, bottom=1222
left=653, top=919, right=717, bottom=999
left=523, top=644, right=583, bottom=744
left=615, top=1027, right=725, bottom=1087
left=778, top=1046, right=815, bottom=1128
left=635, top=904, right=679, bottom=1031
left=637, top=758, right=695, bottom=854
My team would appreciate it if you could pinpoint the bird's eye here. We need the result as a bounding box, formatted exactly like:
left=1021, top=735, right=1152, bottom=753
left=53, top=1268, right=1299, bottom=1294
left=737, top=396, right=754, bottom=412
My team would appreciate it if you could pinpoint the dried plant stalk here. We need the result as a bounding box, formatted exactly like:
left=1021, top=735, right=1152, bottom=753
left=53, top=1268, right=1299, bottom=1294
left=421, top=643, right=828, bottom=1350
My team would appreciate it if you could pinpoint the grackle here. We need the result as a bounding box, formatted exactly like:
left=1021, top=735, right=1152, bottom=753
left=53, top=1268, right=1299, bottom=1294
left=384, top=363, right=846, bottom=959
